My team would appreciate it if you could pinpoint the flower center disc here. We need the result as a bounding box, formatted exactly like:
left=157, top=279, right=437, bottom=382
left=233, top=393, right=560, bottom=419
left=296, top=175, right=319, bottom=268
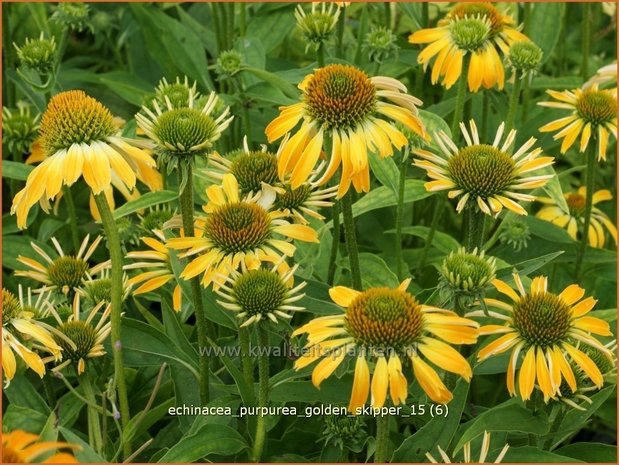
left=304, top=64, right=377, bottom=130
left=154, top=108, right=217, bottom=152
left=206, top=202, right=271, bottom=254
left=230, top=151, right=279, bottom=194
left=40, top=90, right=116, bottom=155
left=511, top=292, right=571, bottom=348
left=232, top=269, right=287, bottom=316
left=2, top=289, right=21, bottom=324
left=47, top=256, right=89, bottom=291
left=449, top=2, right=504, bottom=37
left=345, top=288, right=423, bottom=351
left=56, top=320, right=98, bottom=360
left=576, top=90, right=616, bottom=126
left=566, top=193, right=586, bottom=217
left=276, top=184, right=312, bottom=211
left=84, top=279, right=112, bottom=305
left=448, top=144, right=516, bottom=198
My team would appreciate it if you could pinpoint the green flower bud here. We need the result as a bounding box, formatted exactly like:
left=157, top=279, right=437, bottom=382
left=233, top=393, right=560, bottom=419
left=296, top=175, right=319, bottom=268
left=295, top=3, right=340, bottom=51
left=215, top=50, right=244, bottom=79
left=51, top=3, right=92, bottom=33
left=364, top=27, right=398, bottom=63
left=499, top=219, right=531, bottom=251
left=2, top=103, right=40, bottom=155
left=507, top=40, right=543, bottom=73
left=13, top=34, right=57, bottom=74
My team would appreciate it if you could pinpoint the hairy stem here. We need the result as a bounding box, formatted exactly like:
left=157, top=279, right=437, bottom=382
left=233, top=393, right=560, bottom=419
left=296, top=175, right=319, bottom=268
left=581, top=3, right=591, bottom=79
left=251, top=324, right=270, bottom=462
left=574, top=142, right=597, bottom=279
left=466, top=206, right=487, bottom=252
left=80, top=373, right=103, bottom=454
left=178, top=166, right=211, bottom=405
left=63, top=185, right=81, bottom=253
left=342, top=191, right=362, bottom=290
left=327, top=201, right=341, bottom=285
left=374, top=414, right=390, bottom=463
left=451, top=57, right=470, bottom=141
left=239, top=325, right=254, bottom=388
left=93, top=192, right=131, bottom=458
left=506, top=69, right=522, bottom=133
left=395, top=151, right=408, bottom=279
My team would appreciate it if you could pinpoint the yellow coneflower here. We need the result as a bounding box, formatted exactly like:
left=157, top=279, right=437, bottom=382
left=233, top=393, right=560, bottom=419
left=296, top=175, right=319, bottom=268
left=538, top=84, right=617, bottom=161
left=10, top=90, right=157, bottom=228
left=293, top=279, right=478, bottom=412
left=215, top=261, right=306, bottom=327
left=536, top=187, right=617, bottom=248
left=206, top=138, right=337, bottom=224
left=474, top=273, right=614, bottom=402
left=15, top=235, right=109, bottom=296
left=426, top=431, right=510, bottom=463
left=583, top=62, right=617, bottom=90
left=167, top=173, right=318, bottom=288
left=413, top=120, right=554, bottom=216
left=409, top=2, right=528, bottom=91
left=2, top=429, right=79, bottom=463
left=49, top=294, right=111, bottom=375
left=135, top=86, right=233, bottom=169
left=124, top=230, right=183, bottom=312
left=265, top=64, right=426, bottom=197
left=2, top=288, right=61, bottom=384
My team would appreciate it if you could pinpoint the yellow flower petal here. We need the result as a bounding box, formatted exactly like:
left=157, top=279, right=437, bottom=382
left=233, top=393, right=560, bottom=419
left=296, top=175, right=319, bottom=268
left=329, top=286, right=361, bottom=308
left=371, top=356, right=389, bottom=408
left=311, top=346, right=348, bottom=388
left=411, top=355, right=452, bottom=404
left=348, top=353, right=370, bottom=413
left=518, top=346, right=536, bottom=401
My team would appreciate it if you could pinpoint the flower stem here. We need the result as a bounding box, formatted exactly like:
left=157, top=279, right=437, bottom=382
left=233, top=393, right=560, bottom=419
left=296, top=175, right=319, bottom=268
left=465, top=206, right=486, bottom=252
left=177, top=166, right=211, bottom=405
left=92, top=192, right=131, bottom=459
left=63, top=185, right=80, bottom=253
left=543, top=405, right=567, bottom=450
left=395, top=151, right=409, bottom=279
left=506, top=69, right=522, bottom=133
left=327, top=200, right=341, bottom=285
left=251, top=323, right=270, bottom=462
left=451, top=57, right=470, bottom=141
left=317, top=42, right=325, bottom=68
left=581, top=3, right=591, bottom=79
left=335, top=4, right=346, bottom=58
left=521, top=74, right=531, bottom=122
left=417, top=196, right=443, bottom=272
left=239, top=325, right=254, bottom=388
left=80, top=372, right=103, bottom=454
left=574, top=142, right=597, bottom=279
left=341, top=191, right=362, bottom=290
left=383, top=2, right=391, bottom=29
left=374, top=414, right=390, bottom=463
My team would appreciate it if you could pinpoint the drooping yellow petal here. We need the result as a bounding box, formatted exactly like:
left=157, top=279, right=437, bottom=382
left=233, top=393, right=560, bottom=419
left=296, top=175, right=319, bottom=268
left=387, top=354, right=408, bottom=405
left=311, top=347, right=348, bottom=388
left=418, top=338, right=472, bottom=380
left=411, top=355, right=452, bottom=404
left=563, top=343, right=604, bottom=387
left=348, top=353, right=370, bottom=413
left=492, top=279, right=520, bottom=302
left=518, top=346, right=536, bottom=401
left=371, top=356, right=389, bottom=408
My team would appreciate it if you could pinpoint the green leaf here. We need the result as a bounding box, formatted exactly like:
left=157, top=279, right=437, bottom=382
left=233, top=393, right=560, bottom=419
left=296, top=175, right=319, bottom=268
left=536, top=165, right=568, bottom=212
left=529, top=3, right=566, bottom=65
left=496, top=251, right=564, bottom=278
left=242, top=67, right=299, bottom=99
left=118, top=318, right=199, bottom=377
left=560, top=386, right=614, bottom=437
left=123, top=398, right=175, bottom=444
left=392, top=379, right=470, bottom=462
left=502, top=446, right=581, bottom=463
left=453, top=399, right=550, bottom=452
left=157, top=424, right=248, bottom=462
left=522, top=215, right=574, bottom=244
left=59, top=427, right=107, bottom=463
left=338, top=253, right=399, bottom=288
left=2, top=235, right=56, bottom=270
left=3, top=405, right=48, bottom=433
left=245, top=8, right=296, bottom=53
left=555, top=443, right=617, bottom=463
left=391, top=226, right=460, bottom=253
left=368, top=152, right=400, bottom=195
left=97, top=71, right=153, bottom=107
left=129, top=4, right=213, bottom=91
left=112, top=190, right=178, bottom=220
left=351, top=180, right=432, bottom=219
left=418, top=109, right=452, bottom=140
left=2, top=160, right=33, bottom=181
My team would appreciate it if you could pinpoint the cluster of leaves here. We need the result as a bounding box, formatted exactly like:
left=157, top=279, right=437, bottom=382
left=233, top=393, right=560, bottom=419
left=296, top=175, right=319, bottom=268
left=2, top=2, right=616, bottom=463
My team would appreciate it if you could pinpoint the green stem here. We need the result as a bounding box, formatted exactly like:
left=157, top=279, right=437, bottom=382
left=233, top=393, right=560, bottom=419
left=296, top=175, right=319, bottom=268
left=42, top=372, right=57, bottom=407
left=239, top=325, right=254, bottom=388
left=395, top=151, right=408, bottom=280
left=341, top=191, right=362, bottom=290
left=63, top=186, right=80, bottom=253
left=335, top=4, right=346, bottom=59
left=574, top=142, right=597, bottom=279
left=506, top=69, right=522, bottom=133
left=383, top=2, right=391, bottom=29
left=93, top=192, right=131, bottom=459
left=417, top=197, right=443, bottom=272
left=481, top=91, right=489, bottom=138
left=327, top=200, right=341, bottom=285
left=543, top=405, right=567, bottom=450
left=316, top=42, right=325, bottom=67
left=239, top=3, right=246, bottom=36
left=374, top=414, right=390, bottom=463
left=178, top=166, right=211, bottom=405
left=523, top=2, right=532, bottom=35
left=581, top=3, right=591, bottom=79
left=251, top=323, right=270, bottom=462
left=521, top=74, right=531, bottom=122
left=211, top=3, right=223, bottom=55
left=421, top=2, right=429, bottom=27
left=465, top=206, right=486, bottom=252
left=451, top=57, right=470, bottom=141
left=80, top=373, right=103, bottom=454
left=353, top=4, right=369, bottom=65
left=372, top=60, right=381, bottom=77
